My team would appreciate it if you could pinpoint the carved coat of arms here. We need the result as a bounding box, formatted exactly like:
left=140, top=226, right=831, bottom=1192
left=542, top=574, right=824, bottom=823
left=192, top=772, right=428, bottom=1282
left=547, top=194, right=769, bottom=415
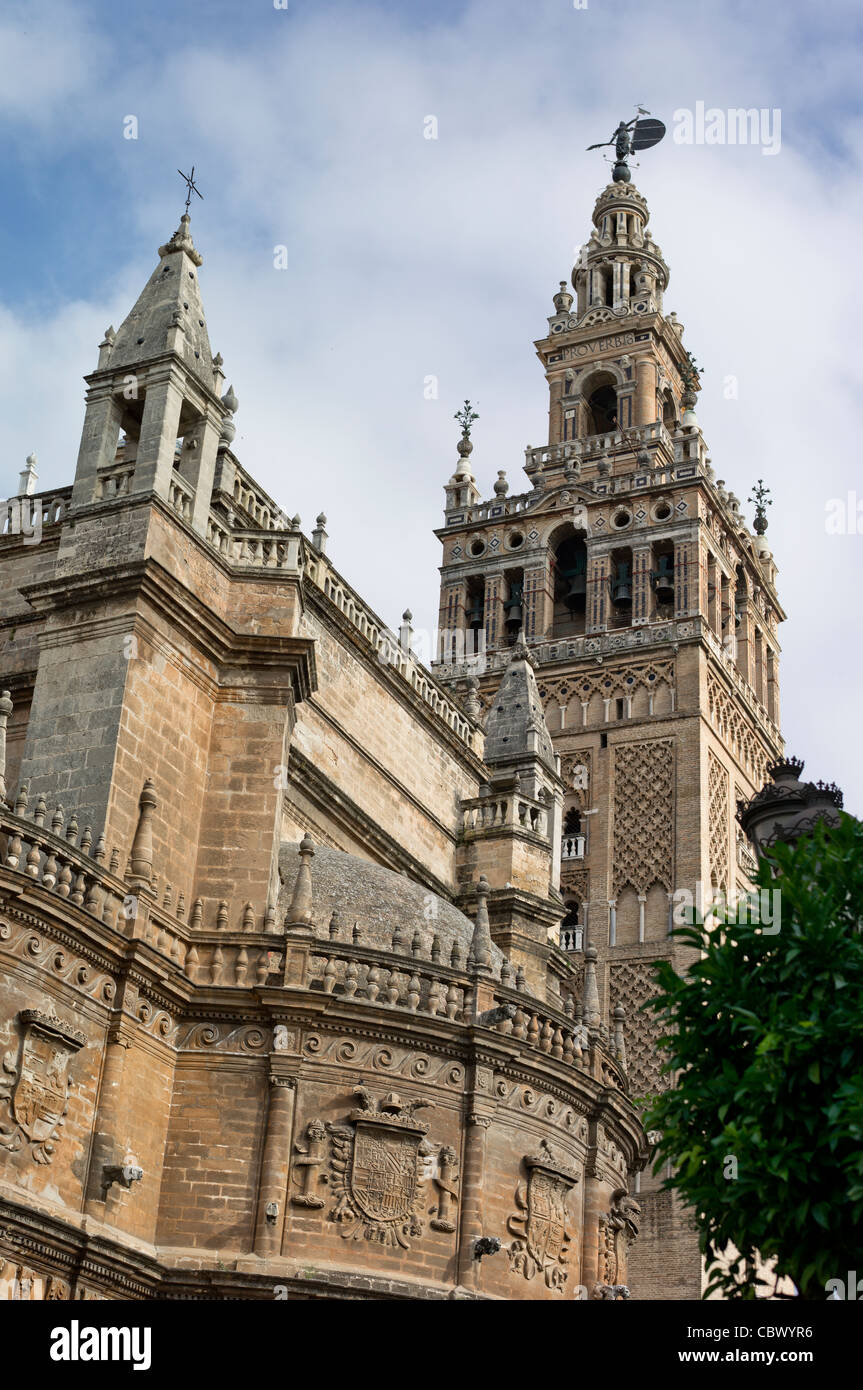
left=327, top=1088, right=433, bottom=1249
left=508, top=1139, right=579, bottom=1291
left=0, top=1011, right=86, bottom=1165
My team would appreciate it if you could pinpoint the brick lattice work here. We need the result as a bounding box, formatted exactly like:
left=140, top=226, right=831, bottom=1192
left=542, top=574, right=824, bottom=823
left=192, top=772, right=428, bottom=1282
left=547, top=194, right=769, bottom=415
left=707, top=750, right=730, bottom=893
left=609, top=960, right=668, bottom=1097
left=612, top=739, right=674, bottom=896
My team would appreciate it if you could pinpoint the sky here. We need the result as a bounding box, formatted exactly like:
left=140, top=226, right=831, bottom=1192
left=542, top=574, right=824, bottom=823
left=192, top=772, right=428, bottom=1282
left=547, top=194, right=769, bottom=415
left=1, top=0, right=862, bottom=811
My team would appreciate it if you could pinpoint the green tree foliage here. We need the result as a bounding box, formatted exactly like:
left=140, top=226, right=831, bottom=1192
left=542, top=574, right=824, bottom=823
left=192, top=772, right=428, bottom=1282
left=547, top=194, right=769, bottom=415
left=643, top=814, right=863, bottom=1298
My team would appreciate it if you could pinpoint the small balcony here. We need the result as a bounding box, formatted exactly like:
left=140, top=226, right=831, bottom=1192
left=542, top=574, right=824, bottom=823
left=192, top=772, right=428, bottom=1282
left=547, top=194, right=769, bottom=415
left=559, top=925, right=584, bottom=952
left=561, top=833, right=586, bottom=860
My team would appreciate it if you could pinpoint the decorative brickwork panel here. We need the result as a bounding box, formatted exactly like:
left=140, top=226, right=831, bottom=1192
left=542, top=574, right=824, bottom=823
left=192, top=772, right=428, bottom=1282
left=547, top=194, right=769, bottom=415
left=708, top=751, right=730, bottom=893
left=706, top=670, right=772, bottom=787
left=559, top=865, right=588, bottom=902
left=609, top=961, right=667, bottom=1096
left=612, top=739, right=674, bottom=896
left=538, top=660, right=673, bottom=715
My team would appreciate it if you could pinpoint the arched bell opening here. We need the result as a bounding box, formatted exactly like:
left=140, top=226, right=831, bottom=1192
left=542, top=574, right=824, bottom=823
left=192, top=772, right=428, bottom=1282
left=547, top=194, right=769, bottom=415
left=502, top=567, right=524, bottom=644
left=465, top=576, right=485, bottom=639
left=609, top=545, right=633, bottom=630
left=551, top=527, right=588, bottom=638
left=587, top=379, right=618, bottom=436
left=652, top=540, right=675, bottom=617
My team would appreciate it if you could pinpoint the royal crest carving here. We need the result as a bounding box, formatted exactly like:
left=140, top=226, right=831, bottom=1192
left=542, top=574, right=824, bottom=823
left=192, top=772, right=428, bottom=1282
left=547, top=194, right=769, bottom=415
left=326, top=1088, right=433, bottom=1248
left=508, top=1138, right=579, bottom=1291
left=0, top=1011, right=85, bottom=1164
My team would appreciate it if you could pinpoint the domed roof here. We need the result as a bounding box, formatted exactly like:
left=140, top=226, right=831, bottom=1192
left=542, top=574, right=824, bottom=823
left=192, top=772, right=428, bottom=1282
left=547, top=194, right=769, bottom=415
left=278, top=841, right=504, bottom=968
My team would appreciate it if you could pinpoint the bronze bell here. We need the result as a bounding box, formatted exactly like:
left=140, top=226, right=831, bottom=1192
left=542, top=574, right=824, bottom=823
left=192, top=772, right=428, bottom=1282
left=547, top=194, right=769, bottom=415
left=505, top=602, right=523, bottom=630
left=611, top=562, right=632, bottom=608
left=504, top=584, right=524, bottom=630
left=467, top=598, right=484, bottom=630
left=564, top=572, right=587, bottom=611
left=653, top=554, right=674, bottom=602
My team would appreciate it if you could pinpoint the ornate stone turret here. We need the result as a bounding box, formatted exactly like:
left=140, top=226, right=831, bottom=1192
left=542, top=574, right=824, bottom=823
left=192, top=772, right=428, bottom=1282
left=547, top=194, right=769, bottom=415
left=444, top=400, right=482, bottom=518
left=483, top=637, right=556, bottom=783
left=573, top=181, right=669, bottom=320
left=458, top=639, right=564, bottom=995
left=69, top=211, right=228, bottom=535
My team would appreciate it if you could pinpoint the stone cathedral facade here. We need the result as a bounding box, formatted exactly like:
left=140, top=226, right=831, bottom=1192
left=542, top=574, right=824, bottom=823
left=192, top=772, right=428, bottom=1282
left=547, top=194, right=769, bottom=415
left=0, top=174, right=782, bottom=1301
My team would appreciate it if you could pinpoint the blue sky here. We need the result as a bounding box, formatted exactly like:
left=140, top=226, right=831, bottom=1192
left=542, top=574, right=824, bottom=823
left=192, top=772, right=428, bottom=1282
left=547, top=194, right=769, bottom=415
left=2, top=0, right=862, bottom=810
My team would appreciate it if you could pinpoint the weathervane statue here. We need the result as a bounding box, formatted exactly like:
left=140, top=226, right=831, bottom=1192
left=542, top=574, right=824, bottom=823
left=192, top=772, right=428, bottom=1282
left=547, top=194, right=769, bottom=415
left=587, top=109, right=666, bottom=182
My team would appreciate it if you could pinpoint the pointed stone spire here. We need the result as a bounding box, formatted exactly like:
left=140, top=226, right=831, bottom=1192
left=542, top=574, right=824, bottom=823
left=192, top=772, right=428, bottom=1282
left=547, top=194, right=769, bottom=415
left=158, top=212, right=203, bottom=267
left=462, top=676, right=481, bottom=723
left=0, top=690, right=13, bottom=806
left=127, top=779, right=157, bottom=890
left=107, top=213, right=212, bottom=387
left=219, top=385, right=238, bottom=449
left=311, top=513, right=328, bottom=553
left=582, top=944, right=601, bottom=1030
left=613, top=1003, right=627, bottom=1070
left=285, top=833, right=315, bottom=929
left=468, top=875, right=494, bottom=975
left=17, top=454, right=38, bottom=498
left=483, top=635, right=556, bottom=772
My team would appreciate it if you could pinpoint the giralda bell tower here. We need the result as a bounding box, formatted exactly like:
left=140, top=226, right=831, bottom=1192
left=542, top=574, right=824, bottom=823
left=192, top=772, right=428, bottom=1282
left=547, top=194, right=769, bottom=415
left=433, top=160, right=785, bottom=1298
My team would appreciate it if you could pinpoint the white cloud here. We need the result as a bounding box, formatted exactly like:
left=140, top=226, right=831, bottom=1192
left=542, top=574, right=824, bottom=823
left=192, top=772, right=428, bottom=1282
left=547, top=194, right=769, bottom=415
left=0, top=1, right=108, bottom=126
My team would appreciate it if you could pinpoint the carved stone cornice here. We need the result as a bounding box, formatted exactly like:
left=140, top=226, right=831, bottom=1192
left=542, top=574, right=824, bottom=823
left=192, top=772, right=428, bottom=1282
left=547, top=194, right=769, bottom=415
left=19, top=555, right=316, bottom=705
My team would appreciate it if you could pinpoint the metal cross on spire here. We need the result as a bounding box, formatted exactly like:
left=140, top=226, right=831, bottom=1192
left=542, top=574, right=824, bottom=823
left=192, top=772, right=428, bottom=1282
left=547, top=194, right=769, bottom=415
left=177, top=166, right=203, bottom=215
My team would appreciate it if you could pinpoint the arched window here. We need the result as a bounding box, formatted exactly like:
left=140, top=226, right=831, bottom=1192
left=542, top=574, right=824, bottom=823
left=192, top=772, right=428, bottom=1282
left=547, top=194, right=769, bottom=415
left=563, top=807, right=582, bottom=836
left=662, top=389, right=677, bottom=431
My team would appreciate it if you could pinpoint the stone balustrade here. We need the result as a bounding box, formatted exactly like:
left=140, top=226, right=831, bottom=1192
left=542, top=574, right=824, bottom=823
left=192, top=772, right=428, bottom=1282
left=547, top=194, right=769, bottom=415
left=561, top=833, right=586, bottom=860
left=185, top=938, right=283, bottom=987
left=96, top=464, right=135, bottom=501
left=444, top=490, right=536, bottom=525
left=0, top=488, right=71, bottom=535
left=0, top=783, right=628, bottom=1091
left=461, top=794, right=549, bottom=839
left=307, top=934, right=470, bottom=1020
left=304, top=550, right=478, bottom=748
left=168, top=472, right=194, bottom=522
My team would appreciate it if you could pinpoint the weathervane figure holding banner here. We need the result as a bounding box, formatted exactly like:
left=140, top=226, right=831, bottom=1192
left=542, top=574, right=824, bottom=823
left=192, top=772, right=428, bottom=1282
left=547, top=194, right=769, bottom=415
left=587, top=110, right=666, bottom=182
